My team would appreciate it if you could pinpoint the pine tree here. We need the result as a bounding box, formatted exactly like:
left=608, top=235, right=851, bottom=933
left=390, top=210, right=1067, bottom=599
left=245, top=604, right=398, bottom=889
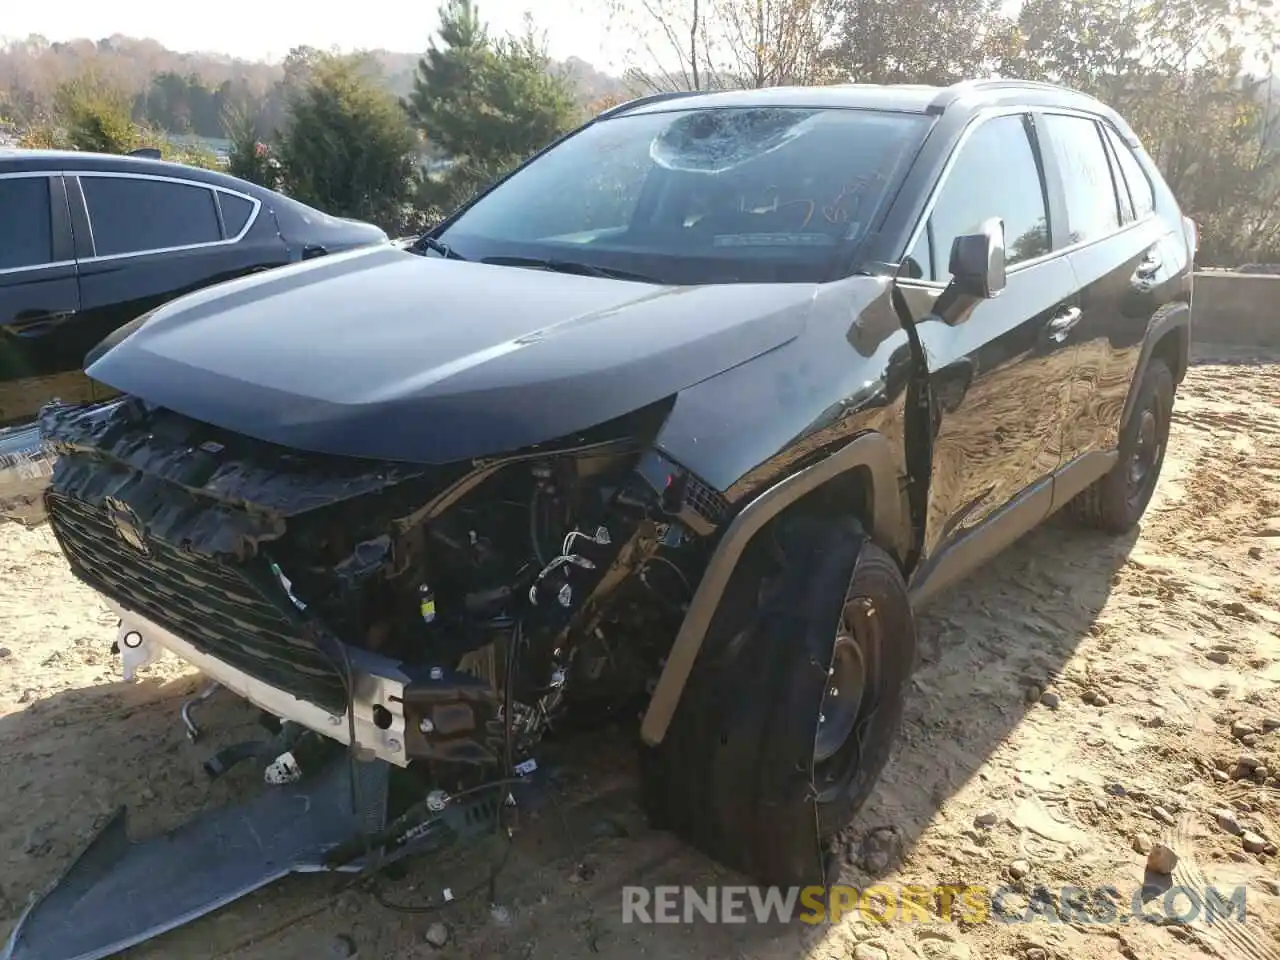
left=277, top=54, right=422, bottom=234
left=406, top=0, right=577, bottom=214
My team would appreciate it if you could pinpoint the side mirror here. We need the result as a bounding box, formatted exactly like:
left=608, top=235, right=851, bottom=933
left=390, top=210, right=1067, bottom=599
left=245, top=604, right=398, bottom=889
left=948, top=217, right=1007, bottom=298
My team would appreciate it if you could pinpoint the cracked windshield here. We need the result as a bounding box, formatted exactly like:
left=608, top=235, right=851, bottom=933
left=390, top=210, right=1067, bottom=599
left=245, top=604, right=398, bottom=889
left=436, top=106, right=926, bottom=282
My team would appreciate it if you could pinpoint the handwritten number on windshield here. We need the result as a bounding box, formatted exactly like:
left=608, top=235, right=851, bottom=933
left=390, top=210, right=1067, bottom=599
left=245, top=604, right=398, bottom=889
left=737, top=178, right=873, bottom=230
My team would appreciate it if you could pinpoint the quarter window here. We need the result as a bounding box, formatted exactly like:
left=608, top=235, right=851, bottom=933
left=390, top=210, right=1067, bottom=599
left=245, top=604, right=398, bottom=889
left=81, top=176, right=222, bottom=256
left=905, top=114, right=1050, bottom=282
left=1103, top=126, right=1155, bottom=219
left=0, top=176, right=54, bottom=270
left=1101, top=133, right=1135, bottom=224
left=218, top=192, right=255, bottom=236
left=1040, top=114, right=1121, bottom=245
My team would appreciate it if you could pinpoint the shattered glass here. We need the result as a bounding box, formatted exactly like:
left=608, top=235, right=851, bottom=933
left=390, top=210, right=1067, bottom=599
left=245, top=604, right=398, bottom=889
left=648, top=108, right=821, bottom=174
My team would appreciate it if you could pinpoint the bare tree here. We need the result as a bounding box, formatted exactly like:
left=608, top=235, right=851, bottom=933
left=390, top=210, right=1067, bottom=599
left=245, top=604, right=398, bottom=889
left=718, top=0, right=838, bottom=87
left=607, top=0, right=838, bottom=93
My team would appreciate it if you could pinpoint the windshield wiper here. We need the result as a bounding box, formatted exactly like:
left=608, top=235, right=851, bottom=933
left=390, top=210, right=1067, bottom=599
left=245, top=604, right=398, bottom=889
left=411, top=235, right=466, bottom=260
left=479, top=255, right=659, bottom=284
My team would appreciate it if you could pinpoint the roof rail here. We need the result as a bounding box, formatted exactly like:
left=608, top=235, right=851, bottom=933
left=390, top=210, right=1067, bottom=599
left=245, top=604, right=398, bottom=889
left=596, top=90, right=703, bottom=120
left=927, top=78, right=1097, bottom=113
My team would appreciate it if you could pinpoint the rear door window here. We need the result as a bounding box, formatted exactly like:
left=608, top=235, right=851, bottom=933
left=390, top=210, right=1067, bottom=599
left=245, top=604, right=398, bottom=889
left=906, top=113, right=1050, bottom=282
left=0, top=176, right=54, bottom=270
left=1039, top=114, right=1122, bottom=245
left=81, top=176, right=222, bottom=257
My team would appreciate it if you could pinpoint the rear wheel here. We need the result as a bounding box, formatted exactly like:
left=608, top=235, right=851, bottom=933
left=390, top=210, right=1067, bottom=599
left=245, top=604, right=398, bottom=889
left=1068, top=358, right=1173, bottom=534
left=640, top=514, right=916, bottom=885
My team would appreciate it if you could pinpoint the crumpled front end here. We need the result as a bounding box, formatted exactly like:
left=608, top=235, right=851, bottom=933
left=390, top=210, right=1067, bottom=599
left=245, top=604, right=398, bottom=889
left=18, top=388, right=710, bottom=959
left=37, top=396, right=504, bottom=767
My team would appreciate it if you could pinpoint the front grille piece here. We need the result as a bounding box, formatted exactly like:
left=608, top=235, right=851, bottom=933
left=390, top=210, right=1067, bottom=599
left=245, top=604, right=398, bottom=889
left=47, top=492, right=348, bottom=713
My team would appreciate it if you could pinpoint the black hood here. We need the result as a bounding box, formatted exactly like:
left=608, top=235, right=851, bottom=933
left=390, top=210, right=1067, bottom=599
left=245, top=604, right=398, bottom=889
left=86, top=245, right=816, bottom=463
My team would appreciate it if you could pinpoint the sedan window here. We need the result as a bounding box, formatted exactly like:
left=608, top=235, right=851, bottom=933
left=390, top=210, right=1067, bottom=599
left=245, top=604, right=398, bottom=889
left=0, top=176, right=54, bottom=270
left=218, top=192, right=256, bottom=236
left=81, top=176, right=222, bottom=257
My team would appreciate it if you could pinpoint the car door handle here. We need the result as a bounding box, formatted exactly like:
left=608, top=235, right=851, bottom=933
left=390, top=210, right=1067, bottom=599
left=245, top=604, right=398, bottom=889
left=1046, top=307, right=1082, bottom=343
left=6, top=309, right=78, bottom=338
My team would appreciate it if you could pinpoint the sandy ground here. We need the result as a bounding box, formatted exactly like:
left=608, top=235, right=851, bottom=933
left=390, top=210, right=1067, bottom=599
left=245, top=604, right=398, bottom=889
left=1, top=347, right=1278, bottom=960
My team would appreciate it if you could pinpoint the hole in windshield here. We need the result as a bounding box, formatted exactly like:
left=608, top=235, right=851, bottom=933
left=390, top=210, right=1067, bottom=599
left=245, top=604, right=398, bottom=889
left=437, top=106, right=928, bottom=285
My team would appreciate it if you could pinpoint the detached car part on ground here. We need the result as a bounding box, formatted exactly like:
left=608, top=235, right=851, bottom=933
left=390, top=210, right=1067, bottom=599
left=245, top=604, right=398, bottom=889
left=4, top=80, right=1195, bottom=959
left=0, top=422, right=53, bottom=526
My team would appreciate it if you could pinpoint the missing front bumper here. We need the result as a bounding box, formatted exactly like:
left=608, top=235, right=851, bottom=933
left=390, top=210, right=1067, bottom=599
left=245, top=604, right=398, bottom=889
left=112, top=603, right=414, bottom=766
left=111, top=604, right=507, bottom=770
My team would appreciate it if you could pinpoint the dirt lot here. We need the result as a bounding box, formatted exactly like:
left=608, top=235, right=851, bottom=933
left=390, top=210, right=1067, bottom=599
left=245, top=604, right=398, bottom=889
left=1, top=348, right=1278, bottom=960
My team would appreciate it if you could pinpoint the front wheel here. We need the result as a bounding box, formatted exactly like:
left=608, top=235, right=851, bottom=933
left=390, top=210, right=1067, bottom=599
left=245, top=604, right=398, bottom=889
left=1068, top=358, right=1174, bottom=534
left=639, top=515, right=916, bottom=885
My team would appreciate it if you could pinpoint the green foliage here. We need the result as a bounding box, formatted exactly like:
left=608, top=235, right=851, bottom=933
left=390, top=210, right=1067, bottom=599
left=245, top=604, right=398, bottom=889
left=826, top=0, right=1012, bottom=84
left=405, top=1, right=578, bottom=214
left=18, top=71, right=220, bottom=171
left=223, top=103, right=281, bottom=188
left=16, top=120, right=65, bottom=150
left=276, top=53, right=422, bottom=234
left=52, top=72, right=139, bottom=153
left=134, top=71, right=245, bottom=138
left=153, top=134, right=221, bottom=171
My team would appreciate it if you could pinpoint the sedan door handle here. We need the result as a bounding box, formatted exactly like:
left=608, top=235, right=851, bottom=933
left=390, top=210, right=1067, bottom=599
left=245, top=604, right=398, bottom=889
left=6, top=309, right=78, bottom=338
left=1046, top=307, right=1082, bottom=343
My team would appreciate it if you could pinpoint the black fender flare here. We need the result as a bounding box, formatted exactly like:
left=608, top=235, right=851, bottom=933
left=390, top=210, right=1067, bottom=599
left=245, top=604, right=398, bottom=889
left=639, top=430, right=909, bottom=747
left=1119, top=301, right=1190, bottom=431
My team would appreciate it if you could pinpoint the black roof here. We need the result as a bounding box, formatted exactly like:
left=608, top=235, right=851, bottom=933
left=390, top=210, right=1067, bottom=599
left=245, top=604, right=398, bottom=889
left=0, top=148, right=272, bottom=195
left=607, top=79, right=1135, bottom=140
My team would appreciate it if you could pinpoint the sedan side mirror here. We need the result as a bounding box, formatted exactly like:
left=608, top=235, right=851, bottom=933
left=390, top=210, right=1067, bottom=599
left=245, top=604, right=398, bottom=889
left=948, top=217, right=1007, bottom=299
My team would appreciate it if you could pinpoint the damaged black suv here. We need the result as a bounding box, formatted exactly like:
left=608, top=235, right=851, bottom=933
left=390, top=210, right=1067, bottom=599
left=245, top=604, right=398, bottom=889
left=14, top=79, right=1194, bottom=958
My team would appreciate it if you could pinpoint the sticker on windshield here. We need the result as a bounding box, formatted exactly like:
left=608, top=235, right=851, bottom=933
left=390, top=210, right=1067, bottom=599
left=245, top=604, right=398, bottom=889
left=711, top=233, right=837, bottom=247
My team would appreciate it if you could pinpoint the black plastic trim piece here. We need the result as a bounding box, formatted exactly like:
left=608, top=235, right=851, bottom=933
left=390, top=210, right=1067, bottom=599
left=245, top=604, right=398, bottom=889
left=640, top=431, right=906, bottom=746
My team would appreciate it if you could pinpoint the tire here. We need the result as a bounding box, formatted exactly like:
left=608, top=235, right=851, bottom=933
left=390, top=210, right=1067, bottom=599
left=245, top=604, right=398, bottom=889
left=639, top=514, right=916, bottom=885
left=1068, top=358, right=1174, bottom=534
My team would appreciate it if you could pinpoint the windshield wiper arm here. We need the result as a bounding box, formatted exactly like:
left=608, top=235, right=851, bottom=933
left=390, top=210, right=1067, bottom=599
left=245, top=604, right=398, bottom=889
left=411, top=235, right=466, bottom=260
left=479, top=255, right=658, bottom=283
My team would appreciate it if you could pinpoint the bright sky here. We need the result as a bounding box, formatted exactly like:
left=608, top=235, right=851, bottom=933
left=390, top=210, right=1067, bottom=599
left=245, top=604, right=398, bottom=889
left=2, top=0, right=627, bottom=69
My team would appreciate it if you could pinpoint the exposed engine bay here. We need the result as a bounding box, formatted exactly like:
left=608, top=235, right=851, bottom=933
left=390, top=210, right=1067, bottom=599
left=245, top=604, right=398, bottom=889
left=37, top=395, right=726, bottom=782
left=2, top=394, right=745, bottom=959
